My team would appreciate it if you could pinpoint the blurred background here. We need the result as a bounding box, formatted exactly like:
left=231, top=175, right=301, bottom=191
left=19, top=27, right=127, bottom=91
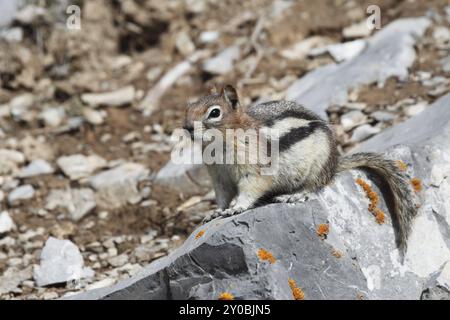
left=0, top=0, right=449, bottom=299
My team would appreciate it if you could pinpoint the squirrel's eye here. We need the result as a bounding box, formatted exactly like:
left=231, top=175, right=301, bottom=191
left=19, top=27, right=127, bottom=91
left=208, top=108, right=221, bottom=119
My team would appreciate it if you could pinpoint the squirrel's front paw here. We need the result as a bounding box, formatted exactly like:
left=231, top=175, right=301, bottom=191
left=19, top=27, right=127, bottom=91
left=202, top=207, right=245, bottom=224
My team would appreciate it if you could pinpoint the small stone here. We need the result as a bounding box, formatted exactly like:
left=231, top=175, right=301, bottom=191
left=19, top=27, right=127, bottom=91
left=81, top=86, right=135, bottom=108
left=0, top=149, right=25, bottom=175
left=15, top=5, right=46, bottom=24
left=351, top=124, right=381, bottom=142
left=199, top=30, right=220, bottom=44
left=108, top=254, right=128, bottom=268
left=440, top=57, right=450, bottom=72
left=42, top=292, right=59, bottom=300
left=57, top=154, right=107, bottom=180
left=341, top=110, right=367, bottom=131
left=405, top=101, right=428, bottom=117
left=19, top=159, right=54, bottom=178
left=371, top=111, right=396, bottom=122
left=343, top=20, right=372, bottom=38
left=33, top=237, right=94, bottom=287
left=9, top=94, right=34, bottom=122
left=281, top=36, right=333, bottom=60
left=0, top=211, right=15, bottom=234
left=8, top=185, right=35, bottom=206
left=85, top=278, right=116, bottom=291
left=202, top=46, right=240, bottom=75
left=0, top=267, right=32, bottom=295
left=82, top=108, right=105, bottom=125
left=310, top=39, right=367, bottom=63
left=38, top=107, right=66, bottom=128
left=175, top=30, right=195, bottom=56
left=433, top=26, right=450, bottom=45
left=90, top=163, right=149, bottom=209
left=0, top=27, right=23, bottom=42
left=45, top=188, right=96, bottom=221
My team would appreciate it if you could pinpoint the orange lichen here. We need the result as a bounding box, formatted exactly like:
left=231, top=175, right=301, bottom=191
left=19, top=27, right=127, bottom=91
left=218, top=292, right=235, bottom=300
left=316, top=224, right=329, bottom=239
left=258, top=248, right=276, bottom=264
left=356, top=178, right=385, bottom=224
left=331, top=249, right=343, bottom=258
left=396, top=160, right=408, bottom=171
left=288, top=279, right=305, bottom=300
left=411, top=178, right=422, bottom=192
left=195, top=230, right=205, bottom=239
left=374, top=208, right=385, bottom=225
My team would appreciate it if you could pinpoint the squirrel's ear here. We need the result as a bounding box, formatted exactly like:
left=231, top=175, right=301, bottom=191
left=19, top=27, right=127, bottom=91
left=222, top=85, right=240, bottom=109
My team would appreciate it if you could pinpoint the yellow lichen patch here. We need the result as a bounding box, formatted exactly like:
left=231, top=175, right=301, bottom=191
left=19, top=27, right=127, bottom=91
left=288, top=279, right=305, bottom=300
left=258, top=248, right=276, bottom=264
left=195, top=230, right=205, bottom=239
left=396, top=160, right=408, bottom=171
left=411, top=178, right=422, bottom=193
left=218, top=292, right=234, bottom=300
left=356, top=178, right=385, bottom=224
left=316, top=224, right=329, bottom=239
left=331, top=249, right=343, bottom=258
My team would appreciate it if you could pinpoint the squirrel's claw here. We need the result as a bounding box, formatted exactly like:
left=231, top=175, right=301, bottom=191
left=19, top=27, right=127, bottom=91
left=202, top=207, right=245, bottom=224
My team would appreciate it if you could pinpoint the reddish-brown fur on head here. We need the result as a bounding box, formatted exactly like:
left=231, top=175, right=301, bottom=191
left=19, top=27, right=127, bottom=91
left=183, top=85, right=255, bottom=137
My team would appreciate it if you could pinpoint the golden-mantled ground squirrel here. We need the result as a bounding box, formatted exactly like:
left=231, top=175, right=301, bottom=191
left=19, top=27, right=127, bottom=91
left=183, top=85, right=417, bottom=253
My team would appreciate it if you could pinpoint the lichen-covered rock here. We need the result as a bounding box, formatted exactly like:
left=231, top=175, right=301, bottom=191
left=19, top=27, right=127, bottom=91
left=71, top=93, right=450, bottom=300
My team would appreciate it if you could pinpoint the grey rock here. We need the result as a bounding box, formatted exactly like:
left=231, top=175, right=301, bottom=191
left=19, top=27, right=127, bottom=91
left=404, top=101, right=428, bottom=117
left=154, top=144, right=211, bottom=196
left=57, top=154, right=107, bottom=180
left=45, top=188, right=96, bottom=221
left=0, top=267, right=32, bottom=295
left=199, top=30, right=220, bottom=44
left=34, top=237, right=94, bottom=287
left=341, top=110, right=367, bottom=131
left=309, top=39, right=367, bottom=63
left=0, top=149, right=25, bottom=175
left=90, top=163, right=149, bottom=209
left=202, top=46, right=240, bottom=75
left=38, top=107, right=66, bottom=128
left=421, top=261, right=450, bottom=300
left=72, top=93, right=450, bottom=300
left=81, top=86, right=135, bottom=108
left=0, top=1, right=19, bottom=28
left=0, top=211, right=15, bottom=234
left=0, top=27, right=23, bottom=42
left=343, top=20, right=372, bottom=39
left=286, top=17, right=431, bottom=118
left=19, top=159, right=54, bottom=178
left=9, top=94, right=34, bottom=122
left=371, top=111, right=395, bottom=122
left=350, top=124, right=381, bottom=142
left=8, top=185, right=35, bottom=206
left=441, top=57, right=450, bottom=73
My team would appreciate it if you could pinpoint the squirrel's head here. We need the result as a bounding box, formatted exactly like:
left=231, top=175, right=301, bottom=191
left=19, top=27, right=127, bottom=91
left=183, top=85, right=242, bottom=139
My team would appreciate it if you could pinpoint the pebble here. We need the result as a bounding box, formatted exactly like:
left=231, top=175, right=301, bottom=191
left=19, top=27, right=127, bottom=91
left=343, top=20, right=372, bottom=38
left=341, top=110, right=367, bottom=131
left=46, top=188, right=96, bottom=221
left=404, top=101, right=428, bottom=117
left=9, top=94, right=34, bottom=122
left=0, top=211, right=15, bottom=234
left=371, top=111, right=396, bottom=122
left=38, top=107, right=66, bottom=127
left=202, top=46, right=240, bottom=75
left=82, top=108, right=105, bottom=125
left=199, top=30, right=220, bottom=44
left=8, top=185, right=35, bottom=206
left=0, top=267, right=33, bottom=295
left=81, top=86, right=136, bottom=108
left=57, top=154, right=107, bottom=180
left=108, top=254, right=128, bottom=268
left=309, top=39, right=366, bottom=62
left=89, top=162, right=149, bottom=209
left=85, top=278, right=116, bottom=291
left=351, top=124, right=381, bottom=142
left=33, top=237, right=94, bottom=287
left=19, top=159, right=54, bottom=178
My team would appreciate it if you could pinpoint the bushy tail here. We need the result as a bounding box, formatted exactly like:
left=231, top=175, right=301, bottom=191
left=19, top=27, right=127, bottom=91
left=337, top=152, right=417, bottom=255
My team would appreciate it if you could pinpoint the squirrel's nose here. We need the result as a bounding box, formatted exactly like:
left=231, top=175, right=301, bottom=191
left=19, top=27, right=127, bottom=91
left=183, top=123, right=194, bottom=139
